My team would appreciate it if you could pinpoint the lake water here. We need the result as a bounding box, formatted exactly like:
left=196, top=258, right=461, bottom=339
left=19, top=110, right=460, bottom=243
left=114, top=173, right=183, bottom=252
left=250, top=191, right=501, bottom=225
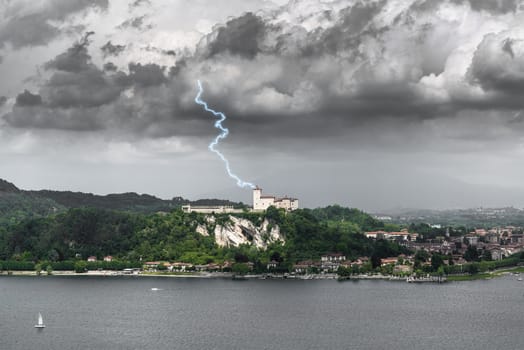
left=1, top=275, right=523, bottom=350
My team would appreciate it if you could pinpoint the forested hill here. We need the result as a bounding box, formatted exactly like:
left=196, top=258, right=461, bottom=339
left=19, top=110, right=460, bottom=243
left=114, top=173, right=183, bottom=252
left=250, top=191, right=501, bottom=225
left=0, top=178, right=244, bottom=217
left=0, top=205, right=406, bottom=268
left=0, top=179, right=64, bottom=225
left=0, top=178, right=408, bottom=269
left=26, top=190, right=184, bottom=213
left=0, top=179, right=20, bottom=193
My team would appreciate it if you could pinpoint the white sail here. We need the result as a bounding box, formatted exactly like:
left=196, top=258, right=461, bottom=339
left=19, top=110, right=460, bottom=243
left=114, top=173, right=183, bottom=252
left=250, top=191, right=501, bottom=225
left=35, top=313, right=45, bottom=328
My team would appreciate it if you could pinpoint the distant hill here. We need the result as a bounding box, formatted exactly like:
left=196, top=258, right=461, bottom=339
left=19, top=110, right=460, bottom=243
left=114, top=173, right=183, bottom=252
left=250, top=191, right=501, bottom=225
left=26, top=190, right=246, bottom=212
left=375, top=207, right=524, bottom=227
left=0, top=178, right=245, bottom=225
left=0, top=179, right=20, bottom=193
left=26, top=190, right=185, bottom=213
left=0, top=180, right=64, bottom=225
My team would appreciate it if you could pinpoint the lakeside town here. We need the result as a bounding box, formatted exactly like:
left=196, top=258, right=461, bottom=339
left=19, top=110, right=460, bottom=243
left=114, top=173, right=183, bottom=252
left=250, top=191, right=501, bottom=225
left=142, top=225, right=524, bottom=278
left=1, top=179, right=524, bottom=282
left=3, top=224, right=523, bottom=283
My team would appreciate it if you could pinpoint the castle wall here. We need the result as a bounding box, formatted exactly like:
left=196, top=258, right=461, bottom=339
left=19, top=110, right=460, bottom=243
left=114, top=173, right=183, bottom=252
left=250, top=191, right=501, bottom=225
left=253, top=187, right=298, bottom=211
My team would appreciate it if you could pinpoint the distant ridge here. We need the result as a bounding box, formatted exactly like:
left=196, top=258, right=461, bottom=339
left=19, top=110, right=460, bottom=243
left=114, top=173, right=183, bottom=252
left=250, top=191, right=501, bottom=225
left=25, top=190, right=184, bottom=213
left=0, top=178, right=244, bottom=216
left=0, top=179, right=20, bottom=193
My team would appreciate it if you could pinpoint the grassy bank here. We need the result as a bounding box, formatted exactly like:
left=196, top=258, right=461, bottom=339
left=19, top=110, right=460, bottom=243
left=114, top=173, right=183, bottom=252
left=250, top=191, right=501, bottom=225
left=447, top=266, right=523, bottom=281
left=447, top=273, right=493, bottom=281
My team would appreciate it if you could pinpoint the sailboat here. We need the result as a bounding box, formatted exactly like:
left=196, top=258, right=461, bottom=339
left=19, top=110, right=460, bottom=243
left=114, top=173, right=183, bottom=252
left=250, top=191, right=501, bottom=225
left=34, top=313, right=45, bottom=328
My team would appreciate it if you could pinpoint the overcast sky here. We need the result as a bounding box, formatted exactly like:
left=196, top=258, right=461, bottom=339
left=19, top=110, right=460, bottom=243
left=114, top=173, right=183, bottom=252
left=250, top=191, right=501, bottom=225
left=2, top=0, right=524, bottom=211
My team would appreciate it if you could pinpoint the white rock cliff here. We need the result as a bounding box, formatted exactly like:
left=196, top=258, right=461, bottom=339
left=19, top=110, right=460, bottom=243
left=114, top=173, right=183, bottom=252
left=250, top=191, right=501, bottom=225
left=196, top=215, right=284, bottom=249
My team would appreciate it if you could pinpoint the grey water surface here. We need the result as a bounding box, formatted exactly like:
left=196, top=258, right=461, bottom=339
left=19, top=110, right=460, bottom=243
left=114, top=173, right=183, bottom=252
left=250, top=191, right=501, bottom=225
left=1, top=275, right=523, bottom=350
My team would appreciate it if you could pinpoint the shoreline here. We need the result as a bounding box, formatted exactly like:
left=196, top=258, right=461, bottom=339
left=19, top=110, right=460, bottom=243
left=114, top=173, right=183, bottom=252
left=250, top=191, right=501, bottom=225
left=0, top=266, right=524, bottom=283
left=1, top=267, right=522, bottom=281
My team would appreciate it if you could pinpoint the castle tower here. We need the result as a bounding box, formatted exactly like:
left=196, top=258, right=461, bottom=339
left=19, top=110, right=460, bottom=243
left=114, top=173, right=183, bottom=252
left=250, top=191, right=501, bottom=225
left=253, top=186, right=262, bottom=210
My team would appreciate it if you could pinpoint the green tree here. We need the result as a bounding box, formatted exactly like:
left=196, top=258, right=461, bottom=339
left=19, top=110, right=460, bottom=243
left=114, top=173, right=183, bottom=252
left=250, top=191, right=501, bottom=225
left=414, top=250, right=429, bottom=269
left=74, top=260, right=87, bottom=273
left=464, top=246, right=479, bottom=262
left=431, top=254, right=444, bottom=271
left=415, top=250, right=429, bottom=262
left=370, top=253, right=382, bottom=269
left=482, top=250, right=492, bottom=261
left=46, top=265, right=53, bottom=275
left=465, top=263, right=479, bottom=275
left=35, top=263, right=42, bottom=276
left=232, top=263, right=250, bottom=275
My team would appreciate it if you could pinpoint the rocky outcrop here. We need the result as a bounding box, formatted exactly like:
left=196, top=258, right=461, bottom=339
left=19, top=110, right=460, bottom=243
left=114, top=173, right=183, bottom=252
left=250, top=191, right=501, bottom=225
left=196, top=215, right=284, bottom=249
left=195, top=224, right=209, bottom=237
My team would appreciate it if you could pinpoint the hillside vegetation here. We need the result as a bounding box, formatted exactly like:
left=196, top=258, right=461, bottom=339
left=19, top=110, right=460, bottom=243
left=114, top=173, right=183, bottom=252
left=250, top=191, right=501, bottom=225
left=0, top=206, right=407, bottom=270
left=0, top=178, right=408, bottom=270
left=0, top=178, right=244, bottom=222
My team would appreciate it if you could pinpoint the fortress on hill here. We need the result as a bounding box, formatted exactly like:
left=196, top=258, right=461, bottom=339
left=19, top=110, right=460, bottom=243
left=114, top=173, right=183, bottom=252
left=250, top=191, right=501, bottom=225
left=182, top=187, right=298, bottom=213
left=252, top=186, right=298, bottom=212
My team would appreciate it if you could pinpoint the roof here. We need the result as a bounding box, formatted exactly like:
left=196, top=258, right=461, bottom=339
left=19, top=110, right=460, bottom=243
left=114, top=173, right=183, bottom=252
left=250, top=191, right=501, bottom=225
left=275, top=197, right=297, bottom=202
left=322, top=253, right=345, bottom=257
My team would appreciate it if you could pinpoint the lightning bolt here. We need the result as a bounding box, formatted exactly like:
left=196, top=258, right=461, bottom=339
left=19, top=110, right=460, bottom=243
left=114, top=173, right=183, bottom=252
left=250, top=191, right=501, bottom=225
left=195, top=80, right=255, bottom=189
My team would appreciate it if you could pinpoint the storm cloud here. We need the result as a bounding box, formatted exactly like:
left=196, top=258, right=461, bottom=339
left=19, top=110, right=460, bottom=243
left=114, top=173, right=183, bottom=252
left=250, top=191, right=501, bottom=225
left=0, top=0, right=108, bottom=48
left=3, top=0, right=524, bottom=209
left=118, top=15, right=153, bottom=31
left=15, top=90, right=42, bottom=106
left=4, top=33, right=178, bottom=135
left=4, top=0, right=524, bottom=145
left=101, top=41, right=126, bottom=57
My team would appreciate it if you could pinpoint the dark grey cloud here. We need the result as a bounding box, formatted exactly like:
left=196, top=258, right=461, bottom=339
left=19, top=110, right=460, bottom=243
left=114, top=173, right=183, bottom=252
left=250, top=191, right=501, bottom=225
left=36, top=32, right=128, bottom=109
left=128, top=63, right=167, bottom=87
left=101, top=41, right=126, bottom=57
left=0, top=0, right=108, bottom=49
left=0, top=14, right=58, bottom=49
left=5, top=105, right=105, bottom=131
left=448, top=0, right=518, bottom=14
left=4, top=0, right=524, bottom=151
left=204, top=12, right=268, bottom=59
left=15, top=90, right=42, bottom=106
left=143, top=45, right=177, bottom=57
left=502, top=38, right=515, bottom=58
left=199, top=2, right=386, bottom=60
left=130, top=0, right=151, bottom=9
left=305, top=1, right=386, bottom=56
left=118, top=15, right=153, bottom=31
left=3, top=0, right=524, bottom=211
left=468, top=33, right=524, bottom=95
left=466, top=0, right=518, bottom=14
left=2, top=33, right=178, bottom=135
left=42, top=70, right=127, bottom=108
left=103, top=62, right=118, bottom=72
left=45, top=32, right=94, bottom=72
left=0, top=96, right=7, bottom=106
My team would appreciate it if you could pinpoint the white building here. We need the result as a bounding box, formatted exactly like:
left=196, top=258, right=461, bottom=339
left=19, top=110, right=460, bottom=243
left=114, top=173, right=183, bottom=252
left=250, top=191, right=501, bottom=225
left=252, top=187, right=298, bottom=211
left=181, top=205, right=243, bottom=214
